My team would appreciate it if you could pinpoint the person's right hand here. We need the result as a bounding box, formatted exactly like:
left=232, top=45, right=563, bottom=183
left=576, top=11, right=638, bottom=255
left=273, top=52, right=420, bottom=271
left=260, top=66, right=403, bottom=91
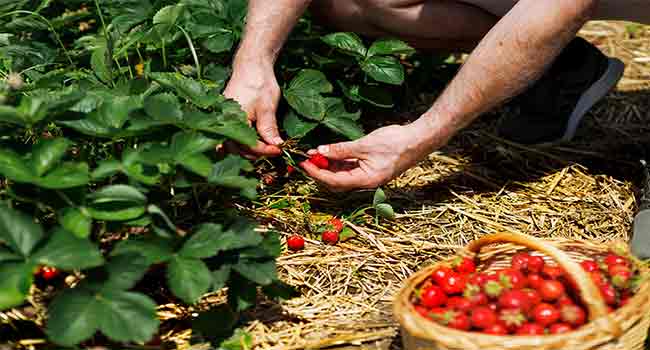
left=223, top=56, right=283, bottom=158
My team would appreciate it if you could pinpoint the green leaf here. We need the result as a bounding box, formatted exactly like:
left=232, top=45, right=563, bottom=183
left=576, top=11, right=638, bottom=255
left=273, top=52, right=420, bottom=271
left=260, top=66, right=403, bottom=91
left=94, top=96, right=141, bottom=130
left=36, top=162, right=90, bottom=189
left=103, top=253, right=150, bottom=290
left=88, top=185, right=147, bottom=204
left=111, top=237, right=174, bottom=264
left=228, top=274, right=256, bottom=311
left=367, top=38, right=415, bottom=57
left=323, top=115, right=364, bottom=140
left=217, top=219, right=264, bottom=251
left=239, top=232, right=281, bottom=259
left=0, top=204, right=44, bottom=257
left=339, top=226, right=356, bottom=242
left=171, top=131, right=217, bottom=157
left=32, top=228, right=104, bottom=270
left=373, top=188, right=386, bottom=206
left=208, top=155, right=257, bottom=199
left=87, top=185, right=147, bottom=221
left=30, top=138, right=71, bottom=177
left=91, top=37, right=112, bottom=84
left=361, top=56, right=405, bottom=85
left=0, top=105, right=22, bottom=125
left=179, top=223, right=225, bottom=259
left=167, top=256, right=212, bottom=304
left=219, top=329, right=253, bottom=350
left=203, top=32, right=234, bottom=53
left=144, top=93, right=182, bottom=122
left=179, top=153, right=213, bottom=178
left=321, top=32, right=367, bottom=58
left=233, top=260, right=277, bottom=286
left=358, top=85, right=394, bottom=108
left=0, top=246, right=22, bottom=263
left=283, top=69, right=332, bottom=120
left=153, top=4, right=185, bottom=38
left=375, top=203, right=395, bottom=220
left=283, top=111, right=318, bottom=139
left=96, top=290, right=159, bottom=343
left=92, top=160, right=121, bottom=180
left=212, top=264, right=231, bottom=291
left=17, top=96, right=50, bottom=125
left=0, top=148, right=33, bottom=183
left=150, top=72, right=220, bottom=108
left=58, top=207, right=92, bottom=238
left=45, top=289, right=99, bottom=346
left=0, top=262, right=32, bottom=310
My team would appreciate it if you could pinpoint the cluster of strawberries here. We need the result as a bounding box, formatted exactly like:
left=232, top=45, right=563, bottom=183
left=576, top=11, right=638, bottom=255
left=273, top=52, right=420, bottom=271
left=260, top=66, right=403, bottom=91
left=287, top=217, right=344, bottom=251
left=412, top=250, right=638, bottom=336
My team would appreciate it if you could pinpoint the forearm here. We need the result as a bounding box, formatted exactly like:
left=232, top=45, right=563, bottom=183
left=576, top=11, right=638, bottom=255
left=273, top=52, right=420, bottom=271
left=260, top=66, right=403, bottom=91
left=235, top=0, right=312, bottom=63
left=412, top=0, right=597, bottom=150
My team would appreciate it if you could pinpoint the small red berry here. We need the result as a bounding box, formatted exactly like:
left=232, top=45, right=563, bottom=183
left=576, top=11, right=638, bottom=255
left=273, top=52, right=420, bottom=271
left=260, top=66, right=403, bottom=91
left=528, top=274, right=544, bottom=289
left=549, top=323, right=573, bottom=334
left=432, top=266, right=453, bottom=285
left=287, top=235, right=305, bottom=251
left=471, top=307, right=498, bottom=329
left=322, top=230, right=339, bottom=245
left=516, top=323, right=545, bottom=336
left=441, top=272, right=467, bottom=295
left=599, top=283, right=618, bottom=306
left=511, top=252, right=531, bottom=271
left=40, top=266, right=59, bottom=280
left=580, top=260, right=599, bottom=272
left=328, top=217, right=344, bottom=233
left=499, top=290, right=532, bottom=311
left=532, top=303, right=561, bottom=327
left=540, top=280, right=565, bottom=301
left=604, top=253, right=628, bottom=267
left=447, top=296, right=472, bottom=311
left=527, top=255, right=545, bottom=273
left=414, top=305, right=429, bottom=317
left=499, top=269, right=527, bottom=289
left=522, top=289, right=542, bottom=307
left=308, top=153, right=329, bottom=169
left=420, top=285, right=448, bottom=308
left=469, top=273, right=490, bottom=287
left=286, top=165, right=295, bottom=174
left=542, top=265, right=564, bottom=279
left=454, top=257, right=476, bottom=274
left=447, top=312, right=471, bottom=331
left=484, top=323, right=509, bottom=335
left=560, top=304, right=586, bottom=327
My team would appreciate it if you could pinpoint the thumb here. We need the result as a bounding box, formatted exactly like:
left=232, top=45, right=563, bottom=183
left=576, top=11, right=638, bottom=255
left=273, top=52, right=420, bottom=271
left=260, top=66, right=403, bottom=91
left=317, top=141, right=362, bottom=160
left=256, top=110, right=283, bottom=146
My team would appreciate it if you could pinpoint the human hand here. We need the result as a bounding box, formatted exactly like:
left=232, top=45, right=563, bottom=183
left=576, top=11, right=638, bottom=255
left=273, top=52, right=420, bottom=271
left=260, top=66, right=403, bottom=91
left=300, top=123, right=438, bottom=191
left=223, top=56, right=283, bottom=157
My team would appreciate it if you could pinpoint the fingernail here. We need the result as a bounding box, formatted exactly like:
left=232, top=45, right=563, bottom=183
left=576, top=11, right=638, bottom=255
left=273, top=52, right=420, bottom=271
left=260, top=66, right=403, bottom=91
left=307, top=149, right=317, bottom=155
left=273, top=137, right=283, bottom=145
left=318, top=145, right=329, bottom=154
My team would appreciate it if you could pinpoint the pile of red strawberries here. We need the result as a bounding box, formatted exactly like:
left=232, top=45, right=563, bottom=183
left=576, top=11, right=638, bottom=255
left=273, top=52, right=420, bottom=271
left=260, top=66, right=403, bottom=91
left=412, top=250, right=639, bottom=335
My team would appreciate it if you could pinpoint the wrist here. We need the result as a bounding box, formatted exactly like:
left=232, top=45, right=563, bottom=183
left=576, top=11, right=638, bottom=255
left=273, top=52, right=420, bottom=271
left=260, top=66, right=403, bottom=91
left=234, top=40, right=278, bottom=66
left=408, top=112, right=455, bottom=154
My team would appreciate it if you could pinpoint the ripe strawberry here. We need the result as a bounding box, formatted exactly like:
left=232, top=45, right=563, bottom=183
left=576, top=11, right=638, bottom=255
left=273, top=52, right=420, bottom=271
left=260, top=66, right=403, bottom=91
left=522, top=289, right=542, bottom=308
left=420, top=285, right=448, bottom=308
left=499, top=269, right=527, bottom=290
left=560, top=304, right=586, bottom=327
left=609, top=264, right=632, bottom=289
left=447, top=312, right=471, bottom=331
left=604, top=253, right=628, bottom=267
left=499, top=309, right=527, bottom=331
left=471, top=307, right=498, bottom=329
left=527, top=255, right=545, bottom=273
left=540, top=280, right=565, bottom=301
left=516, top=323, right=545, bottom=335
left=322, top=230, right=339, bottom=245
left=542, top=265, right=564, bottom=279
left=580, top=260, right=599, bottom=272
left=40, top=266, right=59, bottom=280
left=287, top=235, right=305, bottom=251
left=328, top=217, right=344, bottom=233
left=308, top=153, right=329, bottom=169
left=532, top=303, right=560, bottom=327
left=488, top=302, right=499, bottom=312
left=599, top=283, right=618, bottom=306
left=484, top=323, right=509, bottom=335
left=499, top=290, right=532, bottom=311
left=262, top=174, right=276, bottom=185
left=549, top=323, right=573, bottom=334
left=469, top=273, right=490, bottom=287
left=527, top=274, right=544, bottom=289
left=454, top=257, right=476, bottom=274
left=465, top=290, right=489, bottom=306
left=432, top=266, right=453, bottom=285
left=447, top=296, right=472, bottom=312
left=484, top=280, right=504, bottom=299
left=414, top=305, right=430, bottom=317
left=511, top=252, right=531, bottom=271
left=556, top=296, right=574, bottom=307
left=590, top=272, right=607, bottom=287
left=441, top=272, right=466, bottom=295
left=286, top=165, right=295, bottom=174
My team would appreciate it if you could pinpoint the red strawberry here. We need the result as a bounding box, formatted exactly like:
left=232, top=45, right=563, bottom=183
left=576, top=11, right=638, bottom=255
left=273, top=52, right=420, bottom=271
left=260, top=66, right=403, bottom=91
left=420, top=286, right=448, bottom=308
left=599, top=283, right=618, bottom=306
left=328, top=217, right=344, bottom=233
left=604, top=253, right=628, bottom=267
left=556, top=296, right=574, bottom=307
left=516, top=323, right=545, bottom=335
left=469, top=273, right=490, bottom=287
left=560, top=304, right=586, bottom=327
left=542, top=265, right=564, bottom=279
left=322, top=230, right=339, bottom=245
left=532, top=303, right=560, bottom=327
left=484, top=323, right=509, bottom=335
left=499, top=269, right=527, bottom=290
left=441, top=272, right=466, bottom=295
left=286, top=165, right=295, bottom=174
left=454, top=257, right=476, bottom=274
left=40, top=266, right=59, bottom=280
left=609, top=264, right=632, bottom=289
left=527, top=255, right=545, bottom=273
left=522, top=289, right=542, bottom=307
left=527, top=274, right=544, bottom=290
left=499, top=290, right=532, bottom=311
left=432, top=266, right=453, bottom=285
left=471, top=307, right=498, bottom=329
left=580, top=260, right=599, bottom=272
left=511, top=252, right=531, bottom=271
left=287, top=235, right=305, bottom=251
left=549, top=323, right=573, bottom=334
left=499, top=309, right=527, bottom=331
left=447, top=312, right=471, bottom=331
left=447, top=296, right=472, bottom=312
left=414, top=305, right=430, bottom=317
left=308, top=153, right=329, bottom=169
left=540, top=280, right=565, bottom=301
left=484, top=280, right=504, bottom=299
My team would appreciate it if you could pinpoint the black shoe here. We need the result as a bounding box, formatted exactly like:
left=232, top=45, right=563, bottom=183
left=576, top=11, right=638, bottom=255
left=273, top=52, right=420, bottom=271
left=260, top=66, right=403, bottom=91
left=497, top=37, right=624, bottom=145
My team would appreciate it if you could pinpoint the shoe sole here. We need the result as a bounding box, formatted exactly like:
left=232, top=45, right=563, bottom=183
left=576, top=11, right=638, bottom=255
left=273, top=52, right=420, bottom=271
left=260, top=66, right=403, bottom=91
left=559, top=57, right=625, bottom=142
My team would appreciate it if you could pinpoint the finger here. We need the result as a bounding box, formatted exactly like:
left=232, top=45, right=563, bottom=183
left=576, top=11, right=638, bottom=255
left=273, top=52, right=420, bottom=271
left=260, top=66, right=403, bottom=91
left=328, top=159, right=359, bottom=172
left=300, top=161, right=369, bottom=192
left=223, top=141, right=257, bottom=160
left=256, top=109, right=283, bottom=146
left=247, top=140, right=282, bottom=157
left=314, top=141, right=363, bottom=161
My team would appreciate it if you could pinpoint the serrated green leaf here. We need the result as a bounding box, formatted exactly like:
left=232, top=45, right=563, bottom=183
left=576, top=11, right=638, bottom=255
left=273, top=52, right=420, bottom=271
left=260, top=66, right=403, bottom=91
left=58, top=207, right=92, bottom=238
left=93, top=160, right=121, bottom=180
left=111, top=237, right=174, bottom=264
left=239, top=231, right=281, bottom=259
left=17, top=96, right=49, bottom=125
left=36, top=162, right=90, bottom=189
left=96, top=290, right=159, bottom=343
left=203, top=32, right=234, bottom=53
left=212, top=264, right=231, bottom=291
left=375, top=203, right=395, bottom=219
left=153, top=4, right=185, bottom=38
left=167, top=256, right=212, bottom=304
left=219, top=329, right=253, bottom=350
left=45, top=289, right=99, bottom=346
left=171, top=131, right=217, bottom=157
left=179, top=153, right=213, bottom=177
left=283, top=111, right=318, bottom=139
left=144, top=93, right=182, bottom=122
left=94, top=95, right=141, bottom=130
left=367, top=38, right=415, bottom=57
left=102, top=253, right=150, bottom=291
left=0, top=262, right=32, bottom=310
left=321, top=32, right=367, bottom=58
left=233, top=260, right=277, bottom=286
left=88, top=185, right=147, bottom=204
left=178, top=223, right=223, bottom=258
left=150, top=72, right=220, bottom=108
left=30, top=138, right=72, bottom=177
left=323, top=115, right=364, bottom=140
left=283, top=69, right=332, bottom=120
left=208, top=155, right=257, bottom=198
left=0, top=148, right=33, bottom=183
left=361, top=56, right=405, bottom=85
left=373, top=188, right=386, bottom=206
left=91, top=37, right=112, bottom=84
left=0, top=204, right=44, bottom=257
left=32, top=228, right=104, bottom=270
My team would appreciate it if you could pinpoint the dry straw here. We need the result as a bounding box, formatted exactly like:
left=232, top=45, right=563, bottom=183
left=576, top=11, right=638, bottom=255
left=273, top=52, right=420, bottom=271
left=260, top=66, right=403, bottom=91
left=395, top=232, right=650, bottom=350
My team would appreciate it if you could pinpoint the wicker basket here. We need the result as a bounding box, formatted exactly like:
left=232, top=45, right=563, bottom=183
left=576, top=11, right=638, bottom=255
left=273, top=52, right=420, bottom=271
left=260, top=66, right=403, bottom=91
left=394, top=232, right=650, bottom=350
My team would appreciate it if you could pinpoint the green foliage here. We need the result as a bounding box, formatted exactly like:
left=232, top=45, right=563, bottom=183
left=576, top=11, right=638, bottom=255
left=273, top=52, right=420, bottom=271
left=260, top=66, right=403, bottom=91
left=0, top=0, right=415, bottom=347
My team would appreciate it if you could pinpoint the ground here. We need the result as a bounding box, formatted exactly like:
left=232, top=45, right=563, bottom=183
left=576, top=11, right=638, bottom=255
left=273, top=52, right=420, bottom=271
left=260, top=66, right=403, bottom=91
left=5, top=21, right=650, bottom=350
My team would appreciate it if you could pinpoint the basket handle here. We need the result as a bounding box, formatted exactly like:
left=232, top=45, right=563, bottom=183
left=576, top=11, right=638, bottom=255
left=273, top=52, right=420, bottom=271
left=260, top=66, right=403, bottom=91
left=466, top=232, right=622, bottom=336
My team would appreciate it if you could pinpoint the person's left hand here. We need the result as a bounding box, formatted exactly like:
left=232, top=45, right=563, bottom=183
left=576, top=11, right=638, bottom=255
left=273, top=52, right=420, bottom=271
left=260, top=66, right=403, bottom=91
left=300, top=124, right=436, bottom=192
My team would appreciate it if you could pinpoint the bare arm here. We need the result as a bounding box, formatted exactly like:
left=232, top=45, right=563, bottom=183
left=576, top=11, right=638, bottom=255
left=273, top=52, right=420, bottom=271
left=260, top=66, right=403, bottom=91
left=225, top=0, right=311, bottom=156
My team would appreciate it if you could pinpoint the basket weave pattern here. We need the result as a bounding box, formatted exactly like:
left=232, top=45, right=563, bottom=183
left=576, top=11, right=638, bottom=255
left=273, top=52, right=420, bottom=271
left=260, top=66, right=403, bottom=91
left=394, top=233, right=650, bottom=350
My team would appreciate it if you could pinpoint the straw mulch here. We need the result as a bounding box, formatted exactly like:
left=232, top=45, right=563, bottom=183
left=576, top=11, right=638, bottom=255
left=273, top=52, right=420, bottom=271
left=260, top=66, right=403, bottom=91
left=231, top=21, right=650, bottom=350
